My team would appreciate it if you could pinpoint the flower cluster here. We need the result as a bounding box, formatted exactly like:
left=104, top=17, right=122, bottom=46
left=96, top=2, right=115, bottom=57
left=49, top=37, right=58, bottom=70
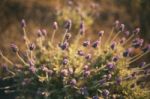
left=0, top=19, right=150, bottom=99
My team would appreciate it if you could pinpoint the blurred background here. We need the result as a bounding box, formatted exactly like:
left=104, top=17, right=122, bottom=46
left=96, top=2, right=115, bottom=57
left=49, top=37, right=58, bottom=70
left=0, top=0, right=150, bottom=48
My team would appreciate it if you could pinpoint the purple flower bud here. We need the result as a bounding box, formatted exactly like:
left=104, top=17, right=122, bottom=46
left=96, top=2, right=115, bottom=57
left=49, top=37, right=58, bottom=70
left=52, top=21, right=58, bottom=30
left=68, top=67, right=74, bottom=74
left=112, top=56, right=119, bottom=62
left=61, top=69, right=68, bottom=77
left=41, top=29, right=47, bottom=36
left=41, top=65, right=53, bottom=76
left=132, top=38, right=144, bottom=48
left=83, top=70, right=90, bottom=77
left=77, top=50, right=84, bottom=56
left=21, top=19, right=26, bottom=28
left=80, top=21, right=84, bottom=30
left=83, top=65, right=89, bottom=71
left=29, top=43, right=36, bottom=50
left=102, top=89, right=110, bottom=97
left=70, top=78, right=77, bottom=86
left=142, top=44, right=150, bottom=52
left=10, top=44, right=19, bottom=53
left=92, top=96, right=99, bottom=99
left=37, top=29, right=43, bottom=37
left=123, top=48, right=133, bottom=57
left=59, top=41, right=69, bottom=50
left=83, top=40, right=90, bottom=47
left=106, top=62, right=114, bottom=69
left=120, top=37, right=126, bottom=44
left=79, top=21, right=85, bottom=35
left=41, top=66, right=49, bottom=72
left=1, top=64, right=9, bottom=73
left=62, top=58, right=69, bottom=65
left=115, top=77, right=122, bottom=85
left=29, top=66, right=36, bottom=74
left=98, top=30, right=104, bottom=37
left=64, top=19, right=72, bottom=30
left=131, top=72, right=136, bottom=78
left=85, top=54, right=92, bottom=60
left=67, top=0, right=73, bottom=6
left=119, top=24, right=125, bottom=32
left=114, top=20, right=120, bottom=29
left=124, top=31, right=130, bottom=36
left=123, top=50, right=129, bottom=57
left=110, top=41, right=116, bottom=50
left=139, top=62, right=146, bottom=68
left=65, top=33, right=72, bottom=40
left=47, top=70, right=53, bottom=76
left=28, top=59, right=35, bottom=66
left=92, top=40, right=100, bottom=48
left=107, top=74, right=112, bottom=80
left=133, top=28, right=140, bottom=35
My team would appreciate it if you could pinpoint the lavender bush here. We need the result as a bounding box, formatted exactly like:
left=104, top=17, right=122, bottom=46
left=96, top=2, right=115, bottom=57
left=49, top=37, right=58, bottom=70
left=0, top=19, right=150, bottom=99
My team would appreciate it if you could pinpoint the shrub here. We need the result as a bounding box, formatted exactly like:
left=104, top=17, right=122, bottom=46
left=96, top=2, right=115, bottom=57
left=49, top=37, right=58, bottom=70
left=0, top=19, right=150, bottom=99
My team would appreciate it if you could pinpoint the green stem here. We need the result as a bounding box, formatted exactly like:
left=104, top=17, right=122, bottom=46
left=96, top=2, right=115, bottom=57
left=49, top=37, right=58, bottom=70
left=110, top=31, right=121, bottom=42
left=105, top=27, right=114, bottom=45
left=129, top=51, right=149, bottom=64
left=51, top=30, right=56, bottom=44
left=130, top=52, right=142, bottom=60
left=0, top=51, right=13, bottom=65
left=16, top=52, right=28, bottom=66
left=122, top=34, right=134, bottom=46
left=61, top=29, right=68, bottom=44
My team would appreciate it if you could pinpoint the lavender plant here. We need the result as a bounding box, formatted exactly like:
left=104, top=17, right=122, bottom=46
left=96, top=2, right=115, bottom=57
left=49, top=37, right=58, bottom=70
left=0, top=19, right=150, bottom=99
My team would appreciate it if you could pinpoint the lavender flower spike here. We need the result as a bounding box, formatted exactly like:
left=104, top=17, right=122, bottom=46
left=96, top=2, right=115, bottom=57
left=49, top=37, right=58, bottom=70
left=29, top=66, right=36, bottom=74
left=77, top=50, right=84, bottom=56
left=92, top=40, right=100, bottom=48
left=102, top=89, right=110, bottom=97
left=119, top=24, right=125, bottom=32
left=64, top=19, right=72, bottom=30
left=70, top=79, right=77, bottom=86
left=85, top=54, right=92, bottom=60
left=114, top=20, right=119, bottom=29
left=139, top=62, right=146, bottom=68
left=110, top=41, right=116, bottom=50
left=98, top=30, right=104, bottom=37
left=29, top=43, right=36, bottom=51
left=61, top=69, right=68, bottom=77
left=133, top=27, right=140, bottom=35
left=83, top=40, right=90, bottom=47
left=21, top=19, right=26, bottom=28
left=52, top=21, right=58, bottom=30
left=106, top=62, right=114, bottom=69
left=10, top=43, right=19, bottom=53
left=142, top=44, right=150, bottom=52
left=1, top=64, right=9, bottom=73
left=79, top=21, right=85, bottom=35
left=59, top=41, right=69, bottom=50
left=92, top=96, right=99, bottom=99
left=62, top=58, right=69, bottom=65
